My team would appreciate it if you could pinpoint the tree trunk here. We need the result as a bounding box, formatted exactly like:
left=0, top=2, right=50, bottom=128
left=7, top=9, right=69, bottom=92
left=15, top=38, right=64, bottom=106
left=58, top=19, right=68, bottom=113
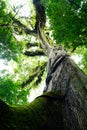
left=44, top=48, right=87, bottom=130
left=0, top=49, right=87, bottom=130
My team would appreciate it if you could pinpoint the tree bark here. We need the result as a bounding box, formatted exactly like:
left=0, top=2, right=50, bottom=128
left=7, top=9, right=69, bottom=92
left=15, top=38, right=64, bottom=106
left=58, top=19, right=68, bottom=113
left=0, top=93, right=65, bottom=130
left=44, top=48, right=87, bottom=130
left=33, top=0, right=52, bottom=56
left=0, top=49, right=87, bottom=130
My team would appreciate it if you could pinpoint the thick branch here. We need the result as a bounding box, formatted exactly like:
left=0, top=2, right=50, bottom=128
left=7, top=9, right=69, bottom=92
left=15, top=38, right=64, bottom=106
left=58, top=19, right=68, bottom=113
left=0, top=23, right=10, bottom=27
left=37, top=24, right=52, bottom=56
left=26, top=42, right=38, bottom=48
left=24, top=50, right=45, bottom=56
left=0, top=99, right=8, bottom=108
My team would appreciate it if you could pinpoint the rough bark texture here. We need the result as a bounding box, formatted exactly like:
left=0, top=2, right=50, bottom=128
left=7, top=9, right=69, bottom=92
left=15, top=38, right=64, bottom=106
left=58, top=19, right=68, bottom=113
left=0, top=92, right=65, bottom=130
left=44, top=48, right=87, bottom=130
left=33, top=0, right=52, bottom=56
left=0, top=49, right=87, bottom=130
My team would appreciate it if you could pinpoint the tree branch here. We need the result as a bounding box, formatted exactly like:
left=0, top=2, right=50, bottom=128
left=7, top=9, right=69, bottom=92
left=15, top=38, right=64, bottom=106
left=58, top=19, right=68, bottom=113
left=24, top=50, right=45, bottom=56
left=33, top=0, right=52, bottom=56
left=0, top=23, right=10, bottom=27
left=26, top=42, right=38, bottom=48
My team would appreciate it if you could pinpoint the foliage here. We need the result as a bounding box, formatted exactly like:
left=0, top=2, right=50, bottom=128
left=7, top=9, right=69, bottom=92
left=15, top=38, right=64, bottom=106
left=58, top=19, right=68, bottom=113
left=43, top=0, right=87, bottom=74
left=0, top=76, right=29, bottom=105
left=46, top=0, right=87, bottom=49
left=0, top=0, right=23, bottom=61
left=74, top=46, right=87, bottom=74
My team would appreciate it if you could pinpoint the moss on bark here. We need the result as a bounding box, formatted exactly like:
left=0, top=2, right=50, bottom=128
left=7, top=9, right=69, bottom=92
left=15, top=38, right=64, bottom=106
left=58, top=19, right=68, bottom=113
left=0, top=91, right=64, bottom=130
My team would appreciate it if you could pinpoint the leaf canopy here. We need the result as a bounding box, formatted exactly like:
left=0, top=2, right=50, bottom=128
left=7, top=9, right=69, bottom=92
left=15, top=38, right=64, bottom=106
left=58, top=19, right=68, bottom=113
left=46, top=0, right=87, bottom=49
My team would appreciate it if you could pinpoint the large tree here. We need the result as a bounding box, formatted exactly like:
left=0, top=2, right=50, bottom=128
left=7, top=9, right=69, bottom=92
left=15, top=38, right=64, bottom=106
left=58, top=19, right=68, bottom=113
left=0, top=0, right=87, bottom=129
